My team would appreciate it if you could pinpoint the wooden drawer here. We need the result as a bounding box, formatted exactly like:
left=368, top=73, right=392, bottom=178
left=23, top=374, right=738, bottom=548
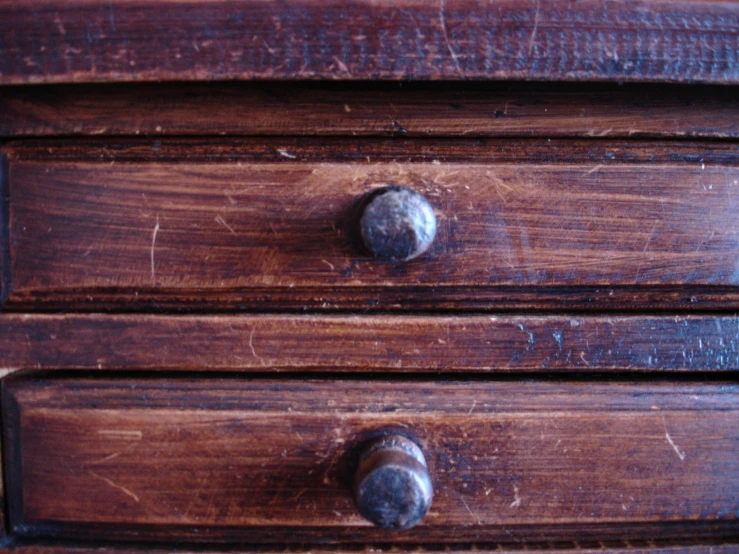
left=4, top=377, right=739, bottom=544
left=4, top=139, right=739, bottom=311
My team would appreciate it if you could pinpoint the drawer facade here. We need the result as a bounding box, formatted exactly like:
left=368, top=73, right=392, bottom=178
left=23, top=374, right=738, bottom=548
left=4, top=377, right=739, bottom=544
left=4, top=139, right=739, bottom=311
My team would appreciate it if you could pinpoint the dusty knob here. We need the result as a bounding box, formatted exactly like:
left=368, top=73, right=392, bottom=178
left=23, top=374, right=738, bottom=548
left=358, top=186, right=437, bottom=260
left=353, top=435, right=433, bottom=530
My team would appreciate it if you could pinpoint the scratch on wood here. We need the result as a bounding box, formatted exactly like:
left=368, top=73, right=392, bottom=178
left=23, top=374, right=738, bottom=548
left=460, top=495, right=481, bottom=524
left=97, top=430, right=143, bottom=439
left=94, top=452, right=123, bottom=463
left=261, top=38, right=277, bottom=55
left=439, top=0, right=461, bottom=71
left=585, top=164, right=605, bottom=175
left=662, top=416, right=686, bottom=461
left=634, top=222, right=658, bottom=282
left=321, top=450, right=341, bottom=485
left=510, top=484, right=522, bottom=508
left=332, top=56, right=349, bottom=73
left=215, top=215, right=237, bottom=235
left=53, top=13, right=66, bottom=35
left=224, top=189, right=237, bottom=204
left=528, top=0, right=541, bottom=55
left=90, top=472, right=140, bottom=502
left=248, top=327, right=266, bottom=365
left=150, top=214, right=159, bottom=282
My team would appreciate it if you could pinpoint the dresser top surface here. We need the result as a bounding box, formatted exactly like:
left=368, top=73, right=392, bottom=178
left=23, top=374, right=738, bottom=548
left=1, top=0, right=738, bottom=86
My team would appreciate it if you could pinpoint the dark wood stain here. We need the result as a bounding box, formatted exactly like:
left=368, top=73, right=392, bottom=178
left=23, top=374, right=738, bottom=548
left=4, top=377, right=739, bottom=544
left=2, top=83, right=739, bottom=139
left=0, top=0, right=738, bottom=85
left=1, top=313, right=739, bottom=372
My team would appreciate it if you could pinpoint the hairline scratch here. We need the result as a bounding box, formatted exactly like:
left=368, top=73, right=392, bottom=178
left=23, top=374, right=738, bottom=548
left=215, top=214, right=237, bottom=236
left=510, top=484, right=522, bottom=508
left=249, top=327, right=266, bottom=366
left=528, top=0, right=541, bottom=55
left=662, top=415, right=686, bottom=461
left=91, top=471, right=140, bottom=502
left=460, top=495, right=481, bottom=524
left=150, top=214, right=159, bottom=282
left=439, top=0, right=462, bottom=71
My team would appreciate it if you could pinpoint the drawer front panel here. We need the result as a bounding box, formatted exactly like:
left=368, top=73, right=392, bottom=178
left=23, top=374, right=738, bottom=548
left=6, top=140, right=739, bottom=310
left=5, top=378, right=739, bottom=543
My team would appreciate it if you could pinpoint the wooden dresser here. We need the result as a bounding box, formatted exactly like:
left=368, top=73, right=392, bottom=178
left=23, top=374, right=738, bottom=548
left=1, top=1, right=738, bottom=553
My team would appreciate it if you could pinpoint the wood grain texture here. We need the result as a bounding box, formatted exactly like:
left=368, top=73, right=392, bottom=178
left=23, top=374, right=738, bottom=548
left=1, top=149, right=9, bottom=306
left=1, top=0, right=738, bottom=84
left=4, top=543, right=739, bottom=554
left=0, top=388, right=6, bottom=543
left=2, top=82, right=739, bottom=139
left=5, top=139, right=739, bottom=310
left=4, top=378, right=739, bottom=544
left=2, top=314, right=739, bottom=373
left=10, top=138, right=738, bottom=164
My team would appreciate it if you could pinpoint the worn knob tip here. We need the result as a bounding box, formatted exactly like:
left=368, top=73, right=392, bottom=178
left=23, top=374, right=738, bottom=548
left=359, top=186, right=437, bottom=261
left=354, top=435, right=433, bottom=530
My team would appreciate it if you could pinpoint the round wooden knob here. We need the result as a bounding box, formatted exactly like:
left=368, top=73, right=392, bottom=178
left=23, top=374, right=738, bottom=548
left=358, top=186, right=437, bottom=260
left=353, top=435, right=433, bottom=530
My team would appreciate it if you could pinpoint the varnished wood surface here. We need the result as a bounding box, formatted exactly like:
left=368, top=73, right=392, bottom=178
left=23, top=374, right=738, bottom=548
left=2, top=313, right=739, bottom=373
left=0, top=314, right=739, bottom=373
left=1, top=0, right=738, bottom=84
left=2, top=83, right=739, bottom=139
left=5, top=139, right=739, bottom=310
left=4, top=377, right=739, bottom=543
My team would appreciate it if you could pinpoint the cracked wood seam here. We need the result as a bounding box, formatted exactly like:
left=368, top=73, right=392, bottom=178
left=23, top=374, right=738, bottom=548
left=0, top=0, right=738, bottom=84
left=2, top=314, right=739, bottom=374
left=3, top=377, right=739, bottom=544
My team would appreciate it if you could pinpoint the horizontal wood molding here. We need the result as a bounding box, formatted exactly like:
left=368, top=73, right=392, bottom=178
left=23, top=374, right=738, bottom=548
left=2, top=546, right=739, bottom=554
left=8, top=138, right=738, bottom=164
left=4, top=378, right=739, bottom=543
left=1, top=314, right=739, bottom=373
left=2, top=83, right=739, bottom=139
left=0, top=0, right=738, bottom=84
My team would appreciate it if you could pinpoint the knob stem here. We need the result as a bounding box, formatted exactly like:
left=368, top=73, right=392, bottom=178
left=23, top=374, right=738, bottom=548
left=353, top=435, right=433, bottom=530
